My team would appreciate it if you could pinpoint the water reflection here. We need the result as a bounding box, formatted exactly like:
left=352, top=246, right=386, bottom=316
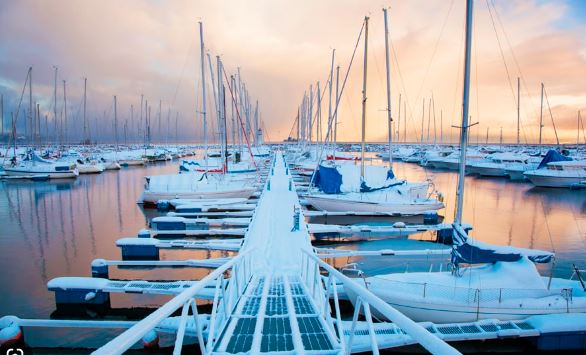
left=323, top=157, right=586, bottom=277
left=0, top=154, right=584, bottom=347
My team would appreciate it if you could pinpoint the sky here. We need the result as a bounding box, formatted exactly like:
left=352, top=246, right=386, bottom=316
left=0, top=0, right=585, bottom=144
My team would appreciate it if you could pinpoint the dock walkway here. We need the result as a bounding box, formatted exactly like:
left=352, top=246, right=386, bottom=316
left=212, top=153, right=339, bottom=353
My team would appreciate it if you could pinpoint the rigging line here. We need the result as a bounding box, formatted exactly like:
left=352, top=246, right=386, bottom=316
left=543, top=86, right=560, bottom=146
left=412, top=0, right=455, bottom=114
left=489, top=0, right=541, bottom=128
left=389, top=39, right=418, bottom=142
left=388, top=1, right=453, bottom=144
left=486, top=1, right=530, bottom=145
left=450, top=13, right=466, bottom=145
left=2, top=69, right=31, bottom=162
left=473, top=4, right=480, bottom=143
left=575, top=110, right=585, bottom=145
left=322, top=21, right=366, bottom=146
left=220, top=65, right=258, bottom=172
left=310, top=19, right=366, bottom=189
left=305, top=70, right=333, bottom=140
left=485, top=0, right=518, bottom=120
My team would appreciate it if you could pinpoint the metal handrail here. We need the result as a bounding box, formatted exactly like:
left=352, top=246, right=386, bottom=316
left=92, top=248, right=253, bottom=355
left=301, top=248, right=461, bottom=355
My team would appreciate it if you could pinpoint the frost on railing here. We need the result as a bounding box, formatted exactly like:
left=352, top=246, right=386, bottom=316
left=92, top=248, right=254, bottom=355
left=300, top=249, right=461, bottom=355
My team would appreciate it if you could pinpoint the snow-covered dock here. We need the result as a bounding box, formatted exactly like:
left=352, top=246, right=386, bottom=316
left=47, top=277, right=217, bottom=306
left=116, top=237, right=241, bottom=259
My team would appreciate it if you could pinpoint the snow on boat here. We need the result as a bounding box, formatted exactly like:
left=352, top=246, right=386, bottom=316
left=3, top=151, right=79, bottom=179
left=138, top=172, right=258, bottom=206
left=524, top=150, right=586, bottom=188
left=346, top=225, right=586, bottom=324
left=467, top=152, right=530, bottom=177
left=305, top=162, right=443, bottom=214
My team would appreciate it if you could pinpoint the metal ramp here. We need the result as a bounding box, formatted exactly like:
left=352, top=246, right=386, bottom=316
left=213, top=273, right=340, bottom=354
left=342, top=318, right=540, bottom=352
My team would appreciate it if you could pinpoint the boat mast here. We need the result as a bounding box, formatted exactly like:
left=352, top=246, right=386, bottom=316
left=114, top=95, right=119, bottom=153
left=230, top=75, right=236, bottom=153
left=333, top=65, right=340, bottom=153
left=83, top=77, right=87, bottom=144
left=578, top=111, right=582, bottom=146
left=517, top=77, right=521, bottom=145
left=317, top=81, right=321, bottom=143
left=539, top=82, right=544, bottom=147
left=63, top=79, right=67, bottom=147
left=216, top=55, right=225, bottom=172
left=199, top=21, right=209, bottom=171
left=328, top=49, right=335, bottom=157
left=454, top=0, right=474, bottom=225
left=308, top=85, right=313, bottom=143
left=1, top=94, right=4, bottom=141
left=360, top=16, right=369, bottom=180
left=383, top=7, right=393, bottom=164
left=53, top=66, right=58, bottom=144
left=29, top=67, right=33, bottom=146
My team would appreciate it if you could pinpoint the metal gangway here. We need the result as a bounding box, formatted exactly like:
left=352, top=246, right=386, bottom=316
left=89, top=152, right=459, bottom=354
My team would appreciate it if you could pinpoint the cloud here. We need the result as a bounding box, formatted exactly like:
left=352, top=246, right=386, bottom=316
left=0, top=0, right=584, bottom=144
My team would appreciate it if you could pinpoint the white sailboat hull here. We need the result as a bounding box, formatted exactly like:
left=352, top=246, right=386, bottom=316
left=76, top=164, right=105, bottom=174
left=346, top=276, right=586, bottom=324
left=347, top=285, right=586, bottom=323
left=120, top=159, right=146, bottom=166
left=4, top=167, right=79, bottom=179
left=305, top=195, right=443, bottom=214
left=139, top=187, right=257, bottom=205
left=524, top=172, right=586, bottom=188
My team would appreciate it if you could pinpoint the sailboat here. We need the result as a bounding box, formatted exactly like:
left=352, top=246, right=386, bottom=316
left=305, top=13, right=444, bottom=215
left=5, top=149, right=79, bottom=179
left=347, top=1, right=586, bottom=323
left=3, top=68, right=79, bottom=179
left=139, top=22, right=259, bottom=206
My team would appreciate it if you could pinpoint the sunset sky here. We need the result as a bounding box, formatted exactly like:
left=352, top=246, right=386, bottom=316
left=0, top=0, right=585, bottom=144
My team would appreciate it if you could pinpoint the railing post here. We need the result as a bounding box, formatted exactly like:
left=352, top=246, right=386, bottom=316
left=363, top=301, right=380, bottom=355
left=206, top=275, right=224, bottom=353
left=190, top=300, right=206, bottom=354
left=172, top=301, right=192, bottom=355
left=221, top=275, right=229, bottom=318
left=331, top=274, right=346, bottom=350
left=346, top=296, right=362, bottom=354
left=476, top=289, right=481, bottom=321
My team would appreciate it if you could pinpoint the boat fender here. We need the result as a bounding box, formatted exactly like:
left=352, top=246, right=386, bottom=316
left=0, top=320, right=22, bottom=347
left=142, top=330, right=159, bottom=349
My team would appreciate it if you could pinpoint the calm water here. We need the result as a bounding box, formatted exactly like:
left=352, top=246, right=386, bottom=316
left=322, top=158, right=586, bottom=277
left=0, top=154, right=585, bottom=348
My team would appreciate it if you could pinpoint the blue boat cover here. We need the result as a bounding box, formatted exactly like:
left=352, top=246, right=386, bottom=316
left=537, top=149, right=572, bottom=169
left=316, top=165, right=403, bottom=194
left=451, top=224, right=553, bottom=266
left=315, top=164, right=343, bottom=194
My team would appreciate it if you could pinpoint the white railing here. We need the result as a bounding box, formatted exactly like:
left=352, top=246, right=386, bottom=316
left=300, top=248, right=461, bottom=355
left=92, top=248, right=254, bottom=355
